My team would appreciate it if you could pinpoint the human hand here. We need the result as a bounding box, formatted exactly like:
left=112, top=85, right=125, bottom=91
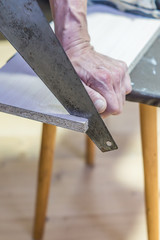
left=65, top=42, right=132, bottom=117
left=50, top=0, right=132, bottom=117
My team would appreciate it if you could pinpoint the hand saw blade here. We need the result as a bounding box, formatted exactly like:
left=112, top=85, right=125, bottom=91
left=0, top=0, right=118, bottom=152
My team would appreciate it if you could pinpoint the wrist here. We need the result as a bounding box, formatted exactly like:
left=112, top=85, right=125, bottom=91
left=50, top=0, right=91, bottom=51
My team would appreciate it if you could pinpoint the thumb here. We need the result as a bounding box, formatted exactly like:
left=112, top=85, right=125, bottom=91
left=83, top=82, right=107, bottom=114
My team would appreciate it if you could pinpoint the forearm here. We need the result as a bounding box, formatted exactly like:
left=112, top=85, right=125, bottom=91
left=49, top=0, right=90, bottom=51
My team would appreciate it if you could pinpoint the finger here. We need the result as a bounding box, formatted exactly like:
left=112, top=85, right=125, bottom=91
left=124, top=72, right=132, bottom=94
left=112, top=70, right=131, bottom=110
left=86, top=71, right=122, bottom=115
left=87, top=69, right=125, bottom=115
left=108, top=68, right=124, bottom=115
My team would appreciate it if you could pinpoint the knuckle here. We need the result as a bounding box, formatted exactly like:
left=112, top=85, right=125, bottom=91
left=114, top=108, right=122, bottom=115
left=126, top=84, right=132, bottom=94
left=112, top=69, right=122, bottom=84
left=95, top=70, right=112, bottom=86
left=111, top=104, right=121, bottom=115
left=100, top=71, right=111, bottom=82
left=119, top=67, right=125, bottom=78
left=85, top=73, right=94, bottom=87
left=119, top=60, right=128, bottom=72
left=125, top=77, right=132, bottom=94
left=105, top=72, right=112, bottom=83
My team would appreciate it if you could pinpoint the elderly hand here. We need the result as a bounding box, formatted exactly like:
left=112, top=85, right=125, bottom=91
left=49, top=0, right=132, bottom=117
left=65, top=42, right=131, bottom=117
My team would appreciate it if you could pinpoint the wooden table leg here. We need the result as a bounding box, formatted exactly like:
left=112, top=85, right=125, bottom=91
left=85, top=135, right=95, bottom=166
left=139, top=104, right=159, bottom=240
left=33, top=123, right=56, bottom=240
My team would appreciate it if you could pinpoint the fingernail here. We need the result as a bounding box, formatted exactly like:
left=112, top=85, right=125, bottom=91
left=94, top=99, right=106, bottom=113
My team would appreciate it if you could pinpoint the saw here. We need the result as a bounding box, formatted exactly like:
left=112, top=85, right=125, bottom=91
left=0, top=0, right=117, bottom=152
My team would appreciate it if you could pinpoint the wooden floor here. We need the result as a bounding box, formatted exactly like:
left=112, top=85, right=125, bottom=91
left=0, top=100, right=160, bottom=240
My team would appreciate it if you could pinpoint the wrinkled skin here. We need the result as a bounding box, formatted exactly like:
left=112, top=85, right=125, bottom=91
left=49, top=0, right=132, bottom=117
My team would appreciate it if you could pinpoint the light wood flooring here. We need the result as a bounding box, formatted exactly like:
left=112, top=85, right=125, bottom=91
left=0, top=101, right=160, bottom=240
